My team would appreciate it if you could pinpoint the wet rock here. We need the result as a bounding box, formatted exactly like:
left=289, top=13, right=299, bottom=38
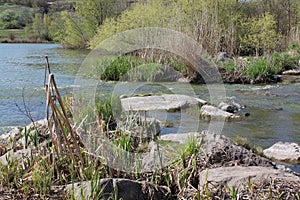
left=277, top=75, right=300, bottom=84
left=218, top=102, right=235, bottom=113
left=200, top=105, right=240, bottom=120
left=121, top=94, right=207, bottom=112
left=282, top=68, right=300, bottom=75
left=65, top=179, right=170, bottom=200
left=263, top=142, right=300, bottom=163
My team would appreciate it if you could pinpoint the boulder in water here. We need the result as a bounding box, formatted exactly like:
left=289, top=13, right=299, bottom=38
left=200, top=105, right=240, bottom=120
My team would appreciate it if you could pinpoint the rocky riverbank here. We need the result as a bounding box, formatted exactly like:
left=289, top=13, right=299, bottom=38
left=0, top=101, right=299, bottom=199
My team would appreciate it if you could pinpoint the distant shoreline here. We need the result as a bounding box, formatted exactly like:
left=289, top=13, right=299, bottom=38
left=0, top=39, right=51, bottom=44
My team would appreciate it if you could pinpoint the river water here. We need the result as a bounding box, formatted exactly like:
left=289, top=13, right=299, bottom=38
left=0, top=43, right=299, bottom=171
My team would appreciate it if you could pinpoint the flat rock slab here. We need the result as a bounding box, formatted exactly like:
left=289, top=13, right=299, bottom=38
left=199, top=166, right=300, bottom=189
left=121, top=94, right=207, bottom=112
left=263, top=142, right=300, bottom=163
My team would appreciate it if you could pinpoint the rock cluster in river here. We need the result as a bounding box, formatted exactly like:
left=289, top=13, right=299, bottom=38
left=121, top=94, right=242, bottom=120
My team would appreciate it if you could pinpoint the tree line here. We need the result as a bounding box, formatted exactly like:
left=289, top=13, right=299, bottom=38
left=1, top=0, right=300, bottom=56
left=89, top=0, right=300, bottom=56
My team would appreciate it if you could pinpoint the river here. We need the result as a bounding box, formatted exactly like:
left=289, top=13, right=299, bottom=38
left=0, top=43, right=299, bottom=171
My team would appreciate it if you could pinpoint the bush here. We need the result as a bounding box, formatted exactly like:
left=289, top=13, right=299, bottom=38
left=95, top=56, right=142, bottom=81
left=282, top=54, right=299, bottom=70
left=95, top=55, right=187, bottom=82
left=95, top=95, right=122, bottom=130
left=221, top=61, right=236, bottom=72
left=0, top=6, right=33, bottom=29
left=246, top=57, right=268, bottom=78
left=246, top=57, right=281, bottom=79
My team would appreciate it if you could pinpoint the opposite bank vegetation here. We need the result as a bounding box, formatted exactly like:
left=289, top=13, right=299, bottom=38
left=1, top=0, right=300, bottom=83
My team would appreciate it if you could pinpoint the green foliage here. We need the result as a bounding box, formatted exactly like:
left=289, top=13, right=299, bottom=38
left=240, top=12, right=279, bottom=56
left=282, top=54, right=300, bottom=70
left=51, top=0, right=120, bottom=49
left=221, top=61, right=236, bottom=72
left=32, top=158, right=53, bottom=198
left=245, top=58, right=268, bottom=78
left=95, top=95, right=122, bottom=130
left=288, top=41, right=300, bottom=53
left=0, top=5, right=33, bottom=29
left=0, top=153, right=23, bottom=190
left=226, top=184, right=239, bottom=200
left=113, top=130, right=132, bottom=152
left=51, top=11, right=92, bottom=49
left=89, top=0, right=240, bottom=55
left=98, top=56, right=142, bottom=81
left=245, top=57, right=272, bottom=78
left=94, top=55, right=188, bottom=82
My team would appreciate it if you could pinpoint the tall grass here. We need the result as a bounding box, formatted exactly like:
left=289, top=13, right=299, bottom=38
left=94, top=55, right=189, bottom=82
left=220, top=51, right=300, bottom=81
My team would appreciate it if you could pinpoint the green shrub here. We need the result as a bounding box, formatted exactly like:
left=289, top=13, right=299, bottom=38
left=282, top=54, right=299, bottom=70
left=95, top=95, right=122, bottom=130
left=96, top=55, right=188, bottom=81
left=246, top=57, right=268, bottom=78
left=222, top=61, right=236, bottom=72
left=288, top=41, right=300, bottom=53
left=246, top=56, right=283, bottom=79
left=0, top=5, right=33, bottom=29
left=98, top=56, right=142, bottom=81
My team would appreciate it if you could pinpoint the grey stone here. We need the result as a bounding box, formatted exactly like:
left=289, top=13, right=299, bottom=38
left=282, top=68, right=300, bottom=75
left=160, top=132, right=200, bottom=144
left=66, top=179, right=170, bottom=200
left=217, top=52, right=233, bottom=62
left=0, top=149, right=32, bottom=166
left=263, top=142, right=300, bottom=163
left=121, top=94, right=207, bottom=112
left=278, top=75, right=300, bottom=84
left=199, top=166, right=300, bottom=190
left=218, top=102, right=235, bottom=113
left=200, top=105, right=240, bottom=120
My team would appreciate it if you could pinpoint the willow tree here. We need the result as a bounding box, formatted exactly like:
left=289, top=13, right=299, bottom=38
left=51, top=0, right=120, bottom=49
